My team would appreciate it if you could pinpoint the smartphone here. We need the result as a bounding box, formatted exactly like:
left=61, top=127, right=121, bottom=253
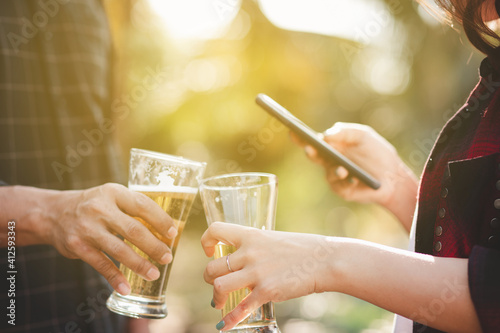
left=255, top=93, right=381, bottom=190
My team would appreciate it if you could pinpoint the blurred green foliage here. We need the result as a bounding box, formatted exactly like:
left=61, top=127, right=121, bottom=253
left=105, top=0, right=484, bottom=331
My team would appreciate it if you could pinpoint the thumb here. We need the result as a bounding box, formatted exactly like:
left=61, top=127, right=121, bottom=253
left=323, top=122, right=365, bottom=147
left=201, top=223, right=245, bottom=257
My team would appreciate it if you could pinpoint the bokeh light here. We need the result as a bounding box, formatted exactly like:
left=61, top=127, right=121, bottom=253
left=258, top=0, right=391, bottom=42
left=103, top=0, right=485, bottom=331
left=148, top=0, right=242, bottom=40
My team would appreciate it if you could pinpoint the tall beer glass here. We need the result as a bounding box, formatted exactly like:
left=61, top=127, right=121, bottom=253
left=200, top=173, right=281, bottom=333
left=106, top=148, right=206, bottom=318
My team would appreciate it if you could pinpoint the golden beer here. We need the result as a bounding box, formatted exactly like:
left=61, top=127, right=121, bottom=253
left=120, top=187, right=196, bottom=300
left=215, top=243, right=275, bottom=328
left=106, top=148, right=206, bottom=319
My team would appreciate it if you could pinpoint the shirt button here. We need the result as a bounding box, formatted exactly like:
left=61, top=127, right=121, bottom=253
left=440, top=187, right=449, bottom=199
left=496, top=180, right=500, bottom=191
left=495, top=199, right=500, bottom=210
left=488, top=235, right=499, bottom=246
left=434, top=241, right=442, bottom=252
left=438, top=208, right=446, bottom=218
left=435, top=225, right=443, bottom=236
left=491, top=218, right=500, bottom=228
left=427, top=157, right=434, bottom=168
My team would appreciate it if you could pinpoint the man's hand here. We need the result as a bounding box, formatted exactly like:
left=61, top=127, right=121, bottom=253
left=1, top=183, right=177, bottom=295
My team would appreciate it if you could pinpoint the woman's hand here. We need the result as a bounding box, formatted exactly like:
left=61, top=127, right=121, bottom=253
left=3, top=183, right=177, bottom=295
left=292, top=122, right=418, bottom=231
left=201, top=222, right=337, bottom=331
left=201, top=223, right=482, bottom=333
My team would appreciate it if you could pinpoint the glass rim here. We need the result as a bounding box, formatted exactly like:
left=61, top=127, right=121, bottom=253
left=199, top=172, right=277, bottom=190
left=130, top=148, right=207, bottom=168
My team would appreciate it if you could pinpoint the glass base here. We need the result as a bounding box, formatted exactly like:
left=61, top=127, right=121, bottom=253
left=106, top=291, right=167, bottom=319
left=223, top=323, right=280, bottom=333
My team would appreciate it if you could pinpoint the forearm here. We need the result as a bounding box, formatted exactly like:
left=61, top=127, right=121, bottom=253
left=381, top=162, right=419, bottom=232
left=321, top=238, right=481, bottom=333
left=0, top=185, right=60, bottom=247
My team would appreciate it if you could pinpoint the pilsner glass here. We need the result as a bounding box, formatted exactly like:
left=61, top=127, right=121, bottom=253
left=200, top=173, right=281, bottom=333
left=106, top=148, right=206, bottom=318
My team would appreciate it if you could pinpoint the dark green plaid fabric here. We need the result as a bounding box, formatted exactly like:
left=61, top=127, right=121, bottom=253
left=0, top=1, right=127, bottom=331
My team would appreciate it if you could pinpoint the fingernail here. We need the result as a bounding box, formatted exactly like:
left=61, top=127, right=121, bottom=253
left=117, top=283, right=131, bottom=295
left=160, top=252, right=172, bottom=264
left=304, top=145, right=314, bottom=156
left=211, top=299, right=216, bottom=308
left=216, top=320, right=225, bottom=330
left=336, top=166, right=349, bottom=179
left=167, top=226, right=178, bottom=239
left=334, top=166, right=341, bottom=177
left=147, top=267, right=160, bottom=280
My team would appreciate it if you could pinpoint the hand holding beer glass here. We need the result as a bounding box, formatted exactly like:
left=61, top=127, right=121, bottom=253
left=106, top=149, right=206, bottom=318
left=200, top=173, right=281, bottom=333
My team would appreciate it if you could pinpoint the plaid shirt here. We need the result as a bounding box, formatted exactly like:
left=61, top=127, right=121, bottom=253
left=0, top=1, right=127, bottom=332
left=413, top=57, right=500, bottom=332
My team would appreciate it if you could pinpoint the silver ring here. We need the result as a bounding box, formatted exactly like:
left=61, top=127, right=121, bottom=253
left=226, top=254, right=234, bottom=272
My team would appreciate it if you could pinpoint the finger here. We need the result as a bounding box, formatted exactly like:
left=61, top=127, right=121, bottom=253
left=113, top=185, right=177, bottom=240
left=77, top=246, right=131, bottom=296
left=327, top=168, right=365, bottom=200
left=289, top=131, right=307, bottom=147
left=330, top=176, right=367, bottom=201
left=291, top=129, right=334, bottom=166
left=335, top=166, right=349, bottom=180
left=201, top=222, right=246, bottom=257
left=304, top=145, right=335, bottom=171
left=112, top=211, right=173, bottom=265
left=326, top=166, right=350, bottom=184
left=304, top=145, right=322, bottom=164
left=323, top=122, right=344, bottom=137
left=204, top=253, right=243, bottom=284
left=218, top=291, right=264, bottom=331
left=212, top=271, right=252, bottom=310
left=96, top=233, right=164, bottom=281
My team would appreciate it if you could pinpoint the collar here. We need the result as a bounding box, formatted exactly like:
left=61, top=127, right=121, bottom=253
left=481, top=56, right=500, bottom=79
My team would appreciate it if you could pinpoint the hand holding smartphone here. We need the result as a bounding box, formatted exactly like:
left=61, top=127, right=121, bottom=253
left=255, top=93, right=381, bottom=190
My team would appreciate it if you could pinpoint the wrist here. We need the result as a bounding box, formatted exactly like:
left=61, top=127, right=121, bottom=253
left=10, top=186, right=60, bottom=246
left=381, top=160, right=418, bottom=206
left=313, top=236, right=349, bottom=294
left=315, top=238, right=383, bottom=296
left=380, top=162, right=419, bottom=231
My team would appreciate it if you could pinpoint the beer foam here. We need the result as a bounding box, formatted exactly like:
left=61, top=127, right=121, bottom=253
left=129, top=184, right=198, bottom=194
left=129, top=170, right=198, bottom=194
